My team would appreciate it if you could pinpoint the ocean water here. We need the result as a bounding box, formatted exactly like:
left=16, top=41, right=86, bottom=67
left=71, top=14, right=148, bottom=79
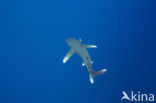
left=0, top=0, right=156, bottom=103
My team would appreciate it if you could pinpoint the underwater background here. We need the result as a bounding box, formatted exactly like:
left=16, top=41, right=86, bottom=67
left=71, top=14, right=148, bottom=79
left=0, top=0, right=156, bottom=103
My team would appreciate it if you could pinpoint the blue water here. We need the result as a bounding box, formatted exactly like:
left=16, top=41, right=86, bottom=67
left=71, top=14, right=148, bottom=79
left=0, top=0, right=156, bottom=103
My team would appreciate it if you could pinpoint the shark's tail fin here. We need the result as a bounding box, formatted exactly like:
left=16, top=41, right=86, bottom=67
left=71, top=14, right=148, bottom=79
left=89, top=69, right=107, bottom=84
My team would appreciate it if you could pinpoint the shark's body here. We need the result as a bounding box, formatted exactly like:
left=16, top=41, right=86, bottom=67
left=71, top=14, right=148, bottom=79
left=63, top=38, right=107, bottom=84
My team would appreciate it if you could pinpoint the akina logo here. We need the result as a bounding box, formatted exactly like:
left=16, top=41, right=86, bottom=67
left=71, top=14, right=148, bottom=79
left=121, top=91, right=155, bottom=102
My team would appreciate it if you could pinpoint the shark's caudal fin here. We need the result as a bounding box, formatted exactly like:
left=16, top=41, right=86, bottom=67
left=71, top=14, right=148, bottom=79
left=89, top=69, right=107, bottom=84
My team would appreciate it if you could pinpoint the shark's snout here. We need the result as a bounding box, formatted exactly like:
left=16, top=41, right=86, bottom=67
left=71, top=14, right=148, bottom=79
left=66, top=38, right=75, bottom=45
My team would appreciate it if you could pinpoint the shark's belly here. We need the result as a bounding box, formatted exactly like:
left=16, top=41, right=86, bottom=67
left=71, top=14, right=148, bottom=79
left=76, top=48, right=90, bottom=61
left=72, top=43, right=91, bottom=62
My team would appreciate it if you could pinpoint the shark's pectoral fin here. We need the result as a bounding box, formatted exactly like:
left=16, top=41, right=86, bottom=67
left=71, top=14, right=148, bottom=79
left=63, top=48, right=75, bottom=63
left=84, top=45, right=97, bottom=48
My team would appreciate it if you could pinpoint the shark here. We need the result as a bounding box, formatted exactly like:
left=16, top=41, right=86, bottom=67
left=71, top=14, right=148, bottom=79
left=63, top=38, right=107, bottom=84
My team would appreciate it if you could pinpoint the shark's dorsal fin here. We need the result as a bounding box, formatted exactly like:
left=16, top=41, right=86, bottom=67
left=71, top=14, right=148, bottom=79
left=79, top=38, right=82, bottom=42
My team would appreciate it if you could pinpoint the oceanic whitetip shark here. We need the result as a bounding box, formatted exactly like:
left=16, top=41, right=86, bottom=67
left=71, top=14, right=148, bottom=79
left=63, top=38, right=107, bottom=84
